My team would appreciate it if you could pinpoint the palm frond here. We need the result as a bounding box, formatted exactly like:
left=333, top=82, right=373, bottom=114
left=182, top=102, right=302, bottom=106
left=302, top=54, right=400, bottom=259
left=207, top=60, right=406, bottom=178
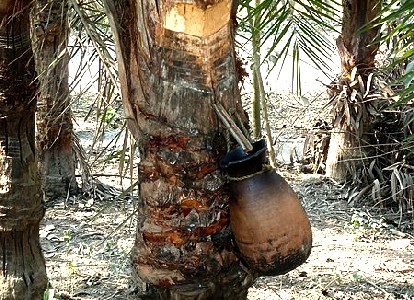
left=238, top=0, right=341, bottom=93
left=375, top=1, right=414, bottom=104
left=68, top=0, right=136, bottom=190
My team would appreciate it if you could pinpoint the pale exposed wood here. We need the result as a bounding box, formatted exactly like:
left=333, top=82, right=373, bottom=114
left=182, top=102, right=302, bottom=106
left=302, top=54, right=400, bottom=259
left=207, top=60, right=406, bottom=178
left=164, top=0, right=231, bottom=37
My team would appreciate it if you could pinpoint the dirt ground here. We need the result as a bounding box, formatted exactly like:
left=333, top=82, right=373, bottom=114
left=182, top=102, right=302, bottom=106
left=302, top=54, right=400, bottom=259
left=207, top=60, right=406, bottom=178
left=39, top=170, right=414, bottom=300
left=39, top=92, right=414, bottom=300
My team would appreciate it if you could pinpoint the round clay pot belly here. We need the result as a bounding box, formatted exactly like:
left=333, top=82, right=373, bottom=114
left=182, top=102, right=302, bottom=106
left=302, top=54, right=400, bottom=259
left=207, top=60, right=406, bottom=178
left=229, top=171, right=312, bottom=275
left=220, top=139, right=312, bottom=276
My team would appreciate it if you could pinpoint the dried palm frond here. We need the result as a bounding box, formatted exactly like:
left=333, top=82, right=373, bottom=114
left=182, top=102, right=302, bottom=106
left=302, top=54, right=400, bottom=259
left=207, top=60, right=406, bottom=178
left=336, top=67, right=414, bottom=224
left=303, top=119, right=331, bottom=173
left=68, top=0, right=137, bottom=192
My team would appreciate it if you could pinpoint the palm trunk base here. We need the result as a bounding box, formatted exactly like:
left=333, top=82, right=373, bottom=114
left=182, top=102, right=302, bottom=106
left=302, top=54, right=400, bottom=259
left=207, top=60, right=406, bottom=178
left=42, top=175, right=78, bottom=199
left=38, top=133, right=78, bottom=200
left=135, top=263, right=254, bottom=300
left=325, top=130, right=350, bottom=182
left=0, top=224, right=48, bottom=300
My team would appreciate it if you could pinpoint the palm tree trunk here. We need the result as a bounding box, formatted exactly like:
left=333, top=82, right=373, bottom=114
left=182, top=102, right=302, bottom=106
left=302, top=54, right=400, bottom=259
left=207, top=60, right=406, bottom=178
left=0, top=1, right=48, bottom=298
left=104, top=0, right=255, bottom=298
left=31, top=0, right=78, bottom=199
left=326, top=0, right=382, bottom=182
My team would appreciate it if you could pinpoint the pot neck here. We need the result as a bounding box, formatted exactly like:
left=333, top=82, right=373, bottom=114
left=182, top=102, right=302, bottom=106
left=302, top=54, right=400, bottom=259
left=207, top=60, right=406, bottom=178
left=226, top=164, right=274, bottom=182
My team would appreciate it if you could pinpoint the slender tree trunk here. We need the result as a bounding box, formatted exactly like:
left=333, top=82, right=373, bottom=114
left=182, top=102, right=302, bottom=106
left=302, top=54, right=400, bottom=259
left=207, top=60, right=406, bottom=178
left=0, top=1, right=48, bottom=299
left=104, top=0, right=255, bottom=298
left=326, top=0, right=382, bottom=182
left=249, top=0, right=261, bottom=139
left=31, top=0, right=78, bottom=199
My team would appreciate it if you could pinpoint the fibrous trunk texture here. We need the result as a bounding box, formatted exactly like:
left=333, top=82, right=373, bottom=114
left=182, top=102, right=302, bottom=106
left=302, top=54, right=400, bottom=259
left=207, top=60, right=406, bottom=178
left=326, top=0, right=381, bottom=182
left=0, top=1, right=48, bottom=299
left=337, top=0, right=381, bottom=75
left=31, top=0, right=78, bottom=199
left=104, top=0, right=254, bottom=298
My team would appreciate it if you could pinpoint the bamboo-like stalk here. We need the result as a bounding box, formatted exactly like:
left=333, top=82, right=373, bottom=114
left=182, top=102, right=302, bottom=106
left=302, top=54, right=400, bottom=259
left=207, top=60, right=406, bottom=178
left=252, top=54, right=277, bottom=167
left=213, top=103, right=253, bottom=152
left=248, top=0, right=276, bottom=167
left=248, top=0, right=262, bottom=139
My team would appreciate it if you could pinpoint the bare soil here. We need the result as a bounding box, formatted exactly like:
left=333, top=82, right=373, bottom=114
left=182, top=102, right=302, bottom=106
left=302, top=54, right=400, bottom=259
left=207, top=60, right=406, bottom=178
left=40, top=171, right=414, bottom=300
left=40, top=93, right=414, bottom=300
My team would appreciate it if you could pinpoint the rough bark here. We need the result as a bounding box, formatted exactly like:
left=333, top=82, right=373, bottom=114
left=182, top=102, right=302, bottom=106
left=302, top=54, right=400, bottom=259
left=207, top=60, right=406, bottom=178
left=31, top=0, right=78, bottom=199
left=0, top=0, right=48, bottom=299
left=337, top=0, right=381, bottom=76
left=326, top=0, right=382, bottom=182
left=104, top=0, right=254, bottom=298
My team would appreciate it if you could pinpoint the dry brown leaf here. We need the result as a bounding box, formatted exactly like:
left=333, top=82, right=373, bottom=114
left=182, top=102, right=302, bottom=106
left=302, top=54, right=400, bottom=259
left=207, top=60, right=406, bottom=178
left=350, top=66, right=357, bottom=81
left=371, top=178, right=381, bottom=202
left=364, top=73, right=373, bottom=98
left=357, top=75, right=365, bottom=95
left=391, top=170, right=398, bottom=203
left=349, top=80, right=358, bottom=87
left=368, top=159, right=376, bottom=180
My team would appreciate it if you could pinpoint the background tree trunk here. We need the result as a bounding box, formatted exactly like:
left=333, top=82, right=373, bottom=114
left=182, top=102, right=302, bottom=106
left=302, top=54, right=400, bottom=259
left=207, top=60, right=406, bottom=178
left=104, top=0, right=255, bottom=298
left=31, top=0, right=78, bottom=199
left=0, top=0, right=48, bottom=298
left=326, top=0, right=382, bottom=182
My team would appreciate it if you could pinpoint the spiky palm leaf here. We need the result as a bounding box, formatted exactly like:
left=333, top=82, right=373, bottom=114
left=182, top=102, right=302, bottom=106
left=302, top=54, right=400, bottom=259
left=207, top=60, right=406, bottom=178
left=237, top=0, right=342, bottom=169
left=375, top=1, right=414, bottom=102
left=238, top=0, right=341, bottom=92
left=364, top=1, right=414, bottom=220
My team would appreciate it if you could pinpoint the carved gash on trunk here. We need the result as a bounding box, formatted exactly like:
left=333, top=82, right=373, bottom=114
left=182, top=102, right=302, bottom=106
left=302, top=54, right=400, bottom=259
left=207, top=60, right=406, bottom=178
left=0, top=0, right=48, bottom=299
left=31, top=0, right=78, bottom=199
left=104, top=0, right=254, bottom=298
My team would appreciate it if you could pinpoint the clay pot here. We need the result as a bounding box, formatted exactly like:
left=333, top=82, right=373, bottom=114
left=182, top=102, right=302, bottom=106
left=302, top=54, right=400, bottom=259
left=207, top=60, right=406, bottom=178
left=220, top=140, right=312, bottom=276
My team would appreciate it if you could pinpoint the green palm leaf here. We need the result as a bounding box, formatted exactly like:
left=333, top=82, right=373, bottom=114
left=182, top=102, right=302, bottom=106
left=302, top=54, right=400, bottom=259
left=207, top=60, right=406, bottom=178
left=374, top=1, right=414, bottom=104
left=238, top=0, right=341, bottom=93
